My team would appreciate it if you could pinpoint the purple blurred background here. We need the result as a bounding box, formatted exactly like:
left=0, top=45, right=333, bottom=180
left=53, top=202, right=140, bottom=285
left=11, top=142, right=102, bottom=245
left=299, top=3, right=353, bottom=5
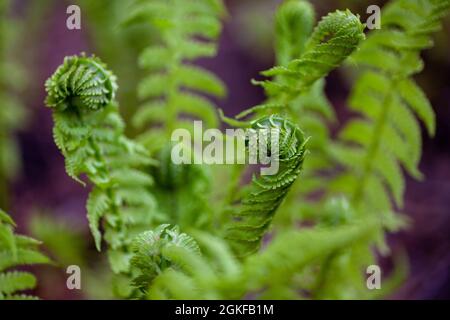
left=5, top=0, right=450, bottom=299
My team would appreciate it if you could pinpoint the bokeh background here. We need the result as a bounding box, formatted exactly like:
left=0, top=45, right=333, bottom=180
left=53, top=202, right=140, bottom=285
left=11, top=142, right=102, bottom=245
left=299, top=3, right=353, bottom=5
left=2, top=0, right=449, bottom=299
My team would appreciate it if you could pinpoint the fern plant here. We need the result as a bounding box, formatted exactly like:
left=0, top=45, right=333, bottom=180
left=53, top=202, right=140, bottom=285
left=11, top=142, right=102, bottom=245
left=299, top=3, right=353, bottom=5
left=45, top=55, right=160, bottom=285
left=0, top=0, right=27, bottom=209
left=0, top=209, right=50, bottom=299
left=37, top=0, right=449, bottom=300
left=125, top=0, right=226, bottom=148
left=120, top=0, right=228, bottom=230
left=330, top=0, right=450, bottom=240
left=129, top=217, right=378, bottom=299
left=224, top=115, right=308, bottom=257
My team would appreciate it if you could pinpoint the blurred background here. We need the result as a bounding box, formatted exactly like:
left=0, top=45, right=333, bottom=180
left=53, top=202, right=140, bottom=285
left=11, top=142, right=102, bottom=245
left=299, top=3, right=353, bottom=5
left=1, top=0, right=449, bottom=299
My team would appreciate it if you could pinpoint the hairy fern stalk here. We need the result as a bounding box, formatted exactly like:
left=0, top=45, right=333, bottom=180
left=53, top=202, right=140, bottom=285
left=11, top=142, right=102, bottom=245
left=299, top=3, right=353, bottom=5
left=35, top=0, right=450, bottom=300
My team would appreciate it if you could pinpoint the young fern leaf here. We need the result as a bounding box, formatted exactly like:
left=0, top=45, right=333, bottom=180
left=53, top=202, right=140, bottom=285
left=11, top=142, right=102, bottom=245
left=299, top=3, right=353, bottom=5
left=130, top=224, right=200, bottom=294
left=123, top=0, right=225, bottom=232
left=225, top=115, right=308, bottom=257
left=254, top=9, right=365, bottom=97
left=334, top=0, right=450, bottom=215
left=124, top=0, right=226, bottom=151
left=0, top=209, right=50, bottom=300
left=241, top=6, right=365, bottom=221
left=45, top=54, right=158, bottom=275
left=142, top=220, right=378, bottom=299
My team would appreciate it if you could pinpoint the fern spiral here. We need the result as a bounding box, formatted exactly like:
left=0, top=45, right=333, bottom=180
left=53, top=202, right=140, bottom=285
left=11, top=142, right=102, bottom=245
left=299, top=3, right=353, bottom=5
left=225, top=115, right=308, bottom=257
left=45, top=55, right=158, bottom=278
left=45, top=55, right=117, bottom=111
left=130, top=224, right=200, bottom=293
left=255, top=9, right=365, bottom=97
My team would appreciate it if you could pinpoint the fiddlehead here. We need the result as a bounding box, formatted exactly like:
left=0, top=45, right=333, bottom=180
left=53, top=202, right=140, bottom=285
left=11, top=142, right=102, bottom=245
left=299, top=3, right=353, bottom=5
left=130, top=224, right=200, bottom=293
left=238, top=7, right=365, bottom=226
left=254, top=9, right=365, bottom=97
left=0, top=209, right=50, bottom=299
left=225, top=115, right=308, bottom=257
left=45, top=54, right=159, bottom=278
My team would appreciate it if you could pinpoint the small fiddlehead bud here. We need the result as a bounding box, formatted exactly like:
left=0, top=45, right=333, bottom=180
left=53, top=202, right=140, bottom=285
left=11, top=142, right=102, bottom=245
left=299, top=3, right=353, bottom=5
left=131, top=224, right=200, bottom=292
left=45, top=54, right=118, bottom=111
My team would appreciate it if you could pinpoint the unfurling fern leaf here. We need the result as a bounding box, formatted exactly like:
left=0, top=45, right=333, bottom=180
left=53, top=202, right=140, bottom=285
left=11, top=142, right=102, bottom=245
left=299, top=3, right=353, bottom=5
left=130, top=224, right=200, bottom=293
left=45, top=54, right=159, bottom=276
left=238, top=7, right=364, bottom=224
left=333, top=0, right=450, bottom=217
left=139, top=220, right=377, bottom=299
left=254, top=9, right=365, bottom=98
left=124, top=0, right=226, bottom=151
left=225, top=115, right=308, bottom=257
left=0, top=209, right=50, bottom=300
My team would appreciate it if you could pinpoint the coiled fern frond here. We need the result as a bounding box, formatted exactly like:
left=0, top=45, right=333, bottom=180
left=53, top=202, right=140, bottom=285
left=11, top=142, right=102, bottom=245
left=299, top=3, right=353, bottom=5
left=130, top=224, right=200, bottom=293
left=333, top=0, right=450, bottom=218
left=237, top=6, right=364, bottom=225
left=124, top=0, right=227, bottom=151
left=0, top=209, right=50, bottom=300
left=253, top=9, right=365, bottom=97
left=224, top=115, right=308, bottom=257
left=45, top=55, right=159, bottom=276
left=134, top=219, right=377, bottom=299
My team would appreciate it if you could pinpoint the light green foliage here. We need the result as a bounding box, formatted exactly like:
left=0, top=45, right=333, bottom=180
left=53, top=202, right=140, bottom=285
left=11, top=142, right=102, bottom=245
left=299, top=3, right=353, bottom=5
left=124, top=0, right=227, bottom=150
left=0, top=0, right=27, bottom=208
left=40, top=0, right=449, bottom=300
left=275, top=0, right=315, bottom=67
left=122, top=0, right=227, bottom=232
left=131, top=224, right=200, bottom=294
left=45, top=55, right=159, bottom=276
left=131, top=219, right=377, bottom=299
left=334, top=0, right=450, bottom=219
left=0, top=209, right=50, bottom=300
left=241, top=5, right=365, bottom=217
left=225, top=115, right=308, bottom=257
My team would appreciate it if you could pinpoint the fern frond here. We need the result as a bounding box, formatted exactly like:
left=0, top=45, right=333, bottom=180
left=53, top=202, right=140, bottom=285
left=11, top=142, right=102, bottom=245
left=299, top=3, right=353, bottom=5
left=0, top=0, right=28, bottom=208
left=45, top=55, right=160, bottom=277
left=225, top=115, right=308, bottom=257
left=130, top=224, right=200, bottom=293
left=125, top=0, right=226, bottom=137
left=335, top=0, right=450, bottom=216
left=0, top=209, right=49, bottom=300
left=139, top=220, right=378, bottom=299
left=256, top=9, right=365, bottom=96
left=237, top=5, right=364, bottom=230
